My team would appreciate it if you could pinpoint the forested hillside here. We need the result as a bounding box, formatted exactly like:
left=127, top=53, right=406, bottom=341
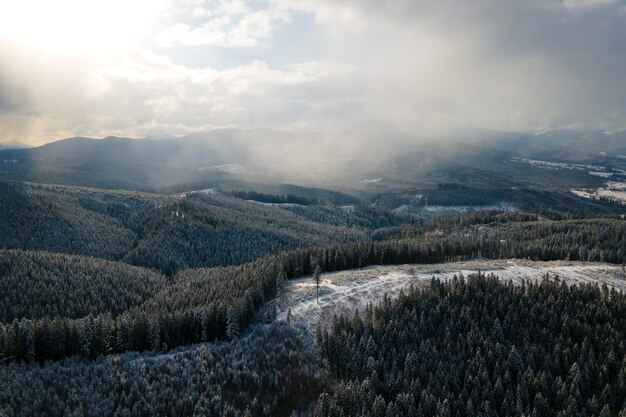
left=0, top=182, right=137, bottom=259
left=3, top=275, right=626, bottom=416
left=0, top=323, right=322, bottom=417
left=316, top=275, right=626, bottom=417
left=1, top=217, right=623, bottom=364
left=0, top=249, right=166, bottom=322
left=371, top=185, right=623, bottom=215
left=120, top=193, right=401, bottom=274
left=0, top=182, right=409, bottom=275
left=0, top=177, right=624, bottom=416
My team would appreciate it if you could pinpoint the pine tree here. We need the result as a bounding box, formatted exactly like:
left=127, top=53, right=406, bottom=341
left=79, top=316, right=93, bottom=358
left=599, top=404, right=611, bottom=417
left=226, top=307, right=240, bottom=340
left=22, top=323, right=35, bottom=363
left=116, top=319, right=131, bottom=352
left=276, top=271, right=287, bottom=309
left=0, top=324, right=5, bottom=363
left=314, top=392, right=331, bottom=417
left=149, top=320, right=161, bottom=351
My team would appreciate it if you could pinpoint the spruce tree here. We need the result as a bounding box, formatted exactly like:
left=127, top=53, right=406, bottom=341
left=226, top=307, right=240, bottom=340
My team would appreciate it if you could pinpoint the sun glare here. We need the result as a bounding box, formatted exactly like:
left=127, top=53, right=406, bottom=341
left=0, top=0, right=165, bottom=54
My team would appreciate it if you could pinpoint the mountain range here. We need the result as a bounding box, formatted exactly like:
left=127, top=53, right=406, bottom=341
left=0, top=128, right=624, bottom=191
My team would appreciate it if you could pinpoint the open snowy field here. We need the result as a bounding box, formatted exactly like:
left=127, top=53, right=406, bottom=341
left=571, top=179, right=626, bottom=204
left=278, top=259, right=626, bottom=332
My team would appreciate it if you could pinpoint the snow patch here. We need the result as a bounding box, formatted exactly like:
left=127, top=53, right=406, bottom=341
left=246, top=200, right=303, bottom=207
left=197, top=164, right=245, bottom=173
left=179, top=188, right=217, bottom=198
left=340, top=205, right=356, bottom=213
left=393, top=204, right=414, bottom=213
left=589, top=171, right=613, bottom=178
left=360, top=177, right=383, bottom=184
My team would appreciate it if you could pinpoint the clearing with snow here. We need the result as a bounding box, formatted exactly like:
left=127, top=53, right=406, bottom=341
left=278, top=259, right=626, bottom=333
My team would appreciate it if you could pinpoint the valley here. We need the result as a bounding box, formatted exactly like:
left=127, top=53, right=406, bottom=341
left=0, top=129, right=624, bottom=417
left=2, top=1, right=626, bottom=414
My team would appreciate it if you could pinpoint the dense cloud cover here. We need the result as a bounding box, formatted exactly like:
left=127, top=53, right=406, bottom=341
left=0, top=0, right=625, bottom=144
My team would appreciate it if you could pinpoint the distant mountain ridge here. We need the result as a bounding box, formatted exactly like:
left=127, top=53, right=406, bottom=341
left=464, top=128, right=626, bottom=162
left=0, top=128, right=282, bottom=167
left=0, top=140, right=30, bottom=150
left=0, top=128, right=623, bottom=191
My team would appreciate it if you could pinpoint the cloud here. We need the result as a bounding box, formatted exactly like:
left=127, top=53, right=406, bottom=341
left=562, top=0, right=616, bottom=9
left=190, top=0, right=251, bottom=17
left=0, top=43, right=367, bottom=143
left=157, top=1, right=284, bottom=48
left=270, top=0, right=626, bottom=132
left=1, top=0, right=626, bottom=145
left=157, top=13, right=272, bottom=48
left=90, top=52, right=366, bottom=132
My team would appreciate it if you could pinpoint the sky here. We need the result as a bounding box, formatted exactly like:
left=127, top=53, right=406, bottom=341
left=0, top=0, right=625, bottom=145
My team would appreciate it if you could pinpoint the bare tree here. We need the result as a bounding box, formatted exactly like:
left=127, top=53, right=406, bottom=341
left=314, top=265, right=322, bottom=304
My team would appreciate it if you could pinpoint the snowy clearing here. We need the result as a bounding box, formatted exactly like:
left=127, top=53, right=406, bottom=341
left=278, top=259, right=626, bottom=333
left=511, top=157, right=606, bottom=172
left=608, top=181, right=626, bottom=190
left=572, top=180, right=626, bottom=204
left=423, top=202, right=517, bottom=214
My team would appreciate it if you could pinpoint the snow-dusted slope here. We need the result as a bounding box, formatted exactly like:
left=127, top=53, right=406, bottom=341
left=278, top=259, right=626, bottom=332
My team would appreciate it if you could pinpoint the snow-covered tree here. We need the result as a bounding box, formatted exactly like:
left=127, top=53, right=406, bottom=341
left=226, top=307, right=240, bottom=340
